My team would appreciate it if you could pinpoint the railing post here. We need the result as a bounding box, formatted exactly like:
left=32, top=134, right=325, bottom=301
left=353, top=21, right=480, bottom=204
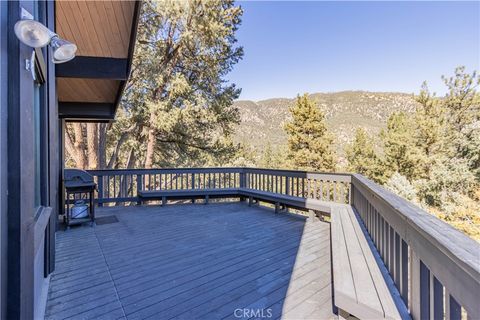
left=239, top=169, right=246, bottom=202
left=348, top=178, right=353, bottom=205
left=97, top=174, right=103, bottom=207
left=136, top=174, right=143, bottom=205
left=239, top=169, right=245, bottom=188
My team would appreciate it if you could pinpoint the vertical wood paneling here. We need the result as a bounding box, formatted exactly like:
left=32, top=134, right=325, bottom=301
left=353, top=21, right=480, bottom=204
left=420, top=261, right=431, bottom=320
left=394, top=232, right=400, bottom=287
left=449, top=295, right=461, bottom=320
left=433, top=277, right=444, bottom=320
left=401, top=240, right=409, bottom=307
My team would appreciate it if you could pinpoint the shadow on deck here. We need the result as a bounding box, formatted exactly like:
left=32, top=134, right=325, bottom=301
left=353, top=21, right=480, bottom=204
left=45, top=202, right=334, bottom=320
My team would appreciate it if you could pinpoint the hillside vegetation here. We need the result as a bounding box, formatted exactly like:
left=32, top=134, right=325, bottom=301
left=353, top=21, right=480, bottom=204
left=234, top=91, right=420, bottom=160
left=232, top=68, right=479, bottom=241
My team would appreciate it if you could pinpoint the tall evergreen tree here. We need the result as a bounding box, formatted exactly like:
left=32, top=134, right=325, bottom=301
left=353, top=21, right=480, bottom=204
left=284, top=94, right=336, bottom=171
left=441, top=67, right=480, bottom=176
left=65, top=0, right=244, bottom=169
left=381, top=112, right=424, bottom=181
left=259, top=143, right=287, bottom=169
left=260, top=143, right=274, bottom=168
left=379, top=67, right=479, bottom=239
left=345, top=128, right=386, bottom=184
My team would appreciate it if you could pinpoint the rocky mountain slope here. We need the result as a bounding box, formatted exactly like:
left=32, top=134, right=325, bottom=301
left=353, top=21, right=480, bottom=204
left=233, top=91, right=420, bottom=158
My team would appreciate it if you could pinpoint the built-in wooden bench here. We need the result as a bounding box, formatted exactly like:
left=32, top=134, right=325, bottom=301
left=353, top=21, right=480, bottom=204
left=138, top=188, right=240, bottom=205
left=138, top=187, right=333, bottom=213
left=238, top=188, right=332, bottom=214
left=331, top=205, right=408, bottom=320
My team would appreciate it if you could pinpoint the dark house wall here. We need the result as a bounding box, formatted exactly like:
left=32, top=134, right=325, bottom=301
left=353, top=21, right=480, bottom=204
left=0, top=1, right=8, bottom=318
left=4, top=1, right=58, bottom=318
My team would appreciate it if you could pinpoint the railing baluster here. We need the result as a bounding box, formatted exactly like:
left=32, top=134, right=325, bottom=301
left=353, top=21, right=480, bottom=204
left=432, top=276, right=444, bottom=320
left=449, top=294, right=462, bottom=320
left=390, top=225, right=395, bottom=275
left=301, top=178, right=305, bottom=197
left=333, top=181, right=337, bottom=202
left=395, top=232, right=401, bottom=288
left=420, top=261, right=431, bottom=320
left=97, top=175, right=104, bottom=207
left=401, top=240, right=409, bottom=306
left=113, top=175, right=116, bottom=199
left=320, top=180, right=323, bottom=200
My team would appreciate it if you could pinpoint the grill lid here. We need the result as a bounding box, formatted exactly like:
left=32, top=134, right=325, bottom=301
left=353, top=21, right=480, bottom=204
left=64, top=169, right=95, bottom=189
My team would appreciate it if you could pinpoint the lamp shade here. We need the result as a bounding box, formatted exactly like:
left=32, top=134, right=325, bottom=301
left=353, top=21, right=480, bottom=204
left=14, top=19, right=53, bottom=48
left=50, top=37, right=77, bottom=64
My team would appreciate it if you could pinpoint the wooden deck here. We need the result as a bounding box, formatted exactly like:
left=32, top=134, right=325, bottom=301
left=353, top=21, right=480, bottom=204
left=45, top=202, right=334, bottom=320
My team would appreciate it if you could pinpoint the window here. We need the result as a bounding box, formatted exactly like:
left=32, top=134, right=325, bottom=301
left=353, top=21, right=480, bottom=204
left=32, top=48, right=47, bottom=208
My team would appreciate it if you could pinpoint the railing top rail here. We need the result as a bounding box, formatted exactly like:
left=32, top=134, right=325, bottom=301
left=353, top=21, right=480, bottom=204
left=83, top=167, right=352, bottom=182
left=244, top=168, right=351, bottom=182
left=352, top=173, right=480, bottom=281
left=244, top=167, right=351, bottom=176
left=85, top=167, right=246, bottom=175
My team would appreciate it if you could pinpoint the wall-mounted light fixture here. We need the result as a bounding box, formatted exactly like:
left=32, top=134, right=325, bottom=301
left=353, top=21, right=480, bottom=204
left=14, top=19, right=77, bottom=64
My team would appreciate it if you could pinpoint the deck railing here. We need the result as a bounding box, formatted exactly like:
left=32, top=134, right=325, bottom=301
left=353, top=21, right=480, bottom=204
left=351, top=174, right=480, bottom=320
left=86, top=167, right=352, bottom=206
left=243, top=168, right=351, bottom=204
left=81, top=167, right=479, bottom=320
left=87, top=167, right=244, bottom=205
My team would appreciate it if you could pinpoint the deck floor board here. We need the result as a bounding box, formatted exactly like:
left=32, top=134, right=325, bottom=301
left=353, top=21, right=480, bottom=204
left=45, top=203, right=333, bottom=320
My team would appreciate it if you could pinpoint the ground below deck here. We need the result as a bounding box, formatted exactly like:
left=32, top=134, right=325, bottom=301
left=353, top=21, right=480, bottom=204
left=45, top=202, right=334, bottom=320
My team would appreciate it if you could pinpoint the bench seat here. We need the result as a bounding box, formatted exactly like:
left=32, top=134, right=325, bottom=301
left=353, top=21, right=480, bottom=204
left=138, top=187, right=332, bottom=213
left=138, top=188, right=240, bottom=204
left=331, top=205, right=407, bottom=319
left=238, top=188, right=332, bottom=214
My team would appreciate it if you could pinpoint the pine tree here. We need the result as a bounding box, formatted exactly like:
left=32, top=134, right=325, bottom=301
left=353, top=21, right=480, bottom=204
left=409, top=83, right=447, bottom=178
left=64, top=0, right=244, bottom=169
left=381, top=112, right=424, bottom=181
left=284, top=94, right=336, bottom=171
left=259, top=143, right=288, bottom=169
left=345, top=128, right=387, bottom=184
left=379, top=68, right=480, bottom=239
left=260, top=143, right=274, bottom=168
left=441, top=67, right=480, bottom=176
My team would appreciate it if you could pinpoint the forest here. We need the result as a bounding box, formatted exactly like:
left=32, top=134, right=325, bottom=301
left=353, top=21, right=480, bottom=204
left=64, top=0, right=479, bottom=240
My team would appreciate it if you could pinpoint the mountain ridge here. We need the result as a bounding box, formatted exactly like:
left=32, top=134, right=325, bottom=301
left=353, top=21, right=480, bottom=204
left=233, top=90, right=420, bottom=160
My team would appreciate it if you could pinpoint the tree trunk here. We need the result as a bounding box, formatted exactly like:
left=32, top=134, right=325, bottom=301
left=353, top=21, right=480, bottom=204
left=144, top=125, right=156, bottom=168
left=71, top=122, right=87, bottom=169
left=107, top=132, right=128, bottom=169
left=86, top=123, right=99, bottom=169
left=64, top=127, right=81, bottom=168
left=126, top=147, right=136, bottom=169
left=114, top=147, right=137, bottom=206
left=98, top=123, right=107, bottom=169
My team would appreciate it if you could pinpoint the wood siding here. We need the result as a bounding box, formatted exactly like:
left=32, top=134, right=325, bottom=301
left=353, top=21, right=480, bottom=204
left=55, top=1, right=136, bottom=58
left=55, top=0, right=140, bottom=119
left=57, top=78, right=119, bottom=103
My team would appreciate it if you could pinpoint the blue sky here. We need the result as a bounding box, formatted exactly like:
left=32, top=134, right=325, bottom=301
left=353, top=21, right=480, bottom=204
left=227, top=1, right=480, bottom=101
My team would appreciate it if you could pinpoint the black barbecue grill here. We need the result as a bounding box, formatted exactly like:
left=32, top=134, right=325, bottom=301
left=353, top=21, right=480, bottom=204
left=64, top=169, right=96, bottom=227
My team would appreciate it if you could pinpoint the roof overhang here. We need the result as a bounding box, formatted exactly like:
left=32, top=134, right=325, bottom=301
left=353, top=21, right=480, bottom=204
left=55, top=1, right=141, bottom=122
